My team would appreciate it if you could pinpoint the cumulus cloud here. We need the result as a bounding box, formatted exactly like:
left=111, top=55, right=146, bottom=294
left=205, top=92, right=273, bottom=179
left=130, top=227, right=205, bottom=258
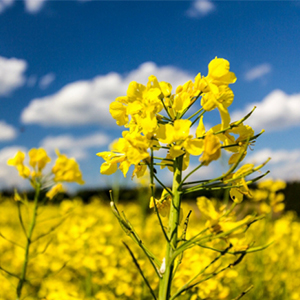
left=39, top=73, right=55, bottom=89
left=186, top=0, right=216, bottom=18
left=40, top=132, right=110, bottom=160
left=0, top=0, right=46, bottom=13
left=231, top=90, right=300, bottom=131
left=24, top=0, right=47, bottom=13
left=0, top=121, right=17, bottom=141
left=0, top=146, right=29, bottom=189
left=0, top=0, right=14, bottom=13
left=244, top=63, right=272, bottom=81
left=0, top=56, right=27, bottom=96
left=246, top=148, right=300, bottom=181
left=21, top=62, right=192, bottom=127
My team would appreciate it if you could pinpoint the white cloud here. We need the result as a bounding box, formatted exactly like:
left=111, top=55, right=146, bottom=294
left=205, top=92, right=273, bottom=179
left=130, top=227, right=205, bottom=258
left=24, top=0, right=47, bottom=13
left=0, top=146, right=29, bottom=189
left=21, top=62, right=193, bottom=127
left=0, top=56, right=27, bottom=96
left=39, top=73, right=55, bottom=89
left=186, top=0, right=216, bottom=18
left=0, top=0, right=46, bottom=13
left=40, top=132, right=110, bottom=160
left=246, top=148, right=300, bottom=181
left=231, top=90, right=300, bottom=131
left=244, top=63, right=272, bottom=81
left=0, top=121, right=17, bottom=141
left=247, top=148, right=300, bottom=165
left=1, top=0, right=90, bottom=14
left=0, top=0, right=14, bottom=14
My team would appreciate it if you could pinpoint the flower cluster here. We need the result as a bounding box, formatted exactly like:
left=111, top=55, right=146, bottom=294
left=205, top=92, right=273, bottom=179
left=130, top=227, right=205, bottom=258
left=7, top=148, right=50, bottom=180
left=98, top=57, right=256, bottom=181
left=250, top=179, right=286, bottom=214
left=7, top=148, right=84, bottom=199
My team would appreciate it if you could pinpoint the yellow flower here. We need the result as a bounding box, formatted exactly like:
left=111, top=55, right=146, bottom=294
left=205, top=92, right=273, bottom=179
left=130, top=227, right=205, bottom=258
left=201, top=86, right=233, bottom=129
left=14, top=189, right=22, bottom=202
left=7, top=150, right=30, bottom=178
left=99, top=161, right=118, bottom=175
left=109, top=76, right=165, bottom=135
left=7, top=150, right=25, bottom=166
left=173, top=92, right=192, bottom=113
left=197, top=196, right=220, bottom=225
left=156, top=119, right=191, bottom=145
left=206, top=57, right=237, bottom=87
left=149, top=189, right=171, bottom=217
left=258, top=179, right=286, bottom=192
left=135, top=109, right=157, bottom=135
left=251, top=179, right=286, bottom=214
left=52, top=150, right=84, bottom=184
left=156, top=119, right=204, bottom=163
left=196, top=115, right=205, bottom=138
left=131, top=164, right=147, bottom=179
left=97, top=138, right=127, bottom=176
left=231, top=123, right=254, bottom=148
left=97, top=131, right=150, bottom=177
left=28, top=148, right=51, bottom=171
left=209, top=122, right=254, bottom=163
left=109, top=101, right=128, bottom=126
left=197, top=196, right=255, bottom=243
left=46, top=183, right=65, bottom=200
left=159, top=81, right=172, bottom=97
left=200, top=132, right=221, bottom=165
left=228, top=164, right=254, bottom=203
left=183, top=138, right=204, bottom=156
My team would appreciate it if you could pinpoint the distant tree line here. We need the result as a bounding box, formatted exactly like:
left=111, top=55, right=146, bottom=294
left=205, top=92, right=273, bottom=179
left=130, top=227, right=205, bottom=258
left=1, top=182, right=300, bottom=216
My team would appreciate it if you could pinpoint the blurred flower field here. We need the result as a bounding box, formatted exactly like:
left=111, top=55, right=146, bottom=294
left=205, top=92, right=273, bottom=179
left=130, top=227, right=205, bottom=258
left=1, top=184, right=299, bottom=300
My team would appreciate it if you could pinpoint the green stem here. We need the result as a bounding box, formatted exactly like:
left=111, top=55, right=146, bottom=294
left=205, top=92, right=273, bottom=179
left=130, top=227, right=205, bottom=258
left=171, top=245, right=232, bottom=300
left=191, top=110, right=205, bottom=127
left=16, top=183, right=40, bottom=300
left=179, top=162, right=205, bottom=189
left=158, top=156, right=183, bottom=300
left=150, top=148, right=170, bottom=243
left=187, top=108, right=204, bottom=121
left=160, top=99, right=173, bottom=120
left=178, top=92, right=202, bottom=119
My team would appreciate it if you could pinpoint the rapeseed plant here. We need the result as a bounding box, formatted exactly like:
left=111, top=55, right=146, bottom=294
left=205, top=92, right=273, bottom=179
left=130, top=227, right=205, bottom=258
left=98, top=57, right=270, bottom=299
left=5, top=148, right=84, bottom=300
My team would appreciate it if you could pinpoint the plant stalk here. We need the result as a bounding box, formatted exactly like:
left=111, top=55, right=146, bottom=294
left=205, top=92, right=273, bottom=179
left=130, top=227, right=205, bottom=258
left=158, top=156, right=182, bottom=300
left=16, top=183, right=40, bottom=300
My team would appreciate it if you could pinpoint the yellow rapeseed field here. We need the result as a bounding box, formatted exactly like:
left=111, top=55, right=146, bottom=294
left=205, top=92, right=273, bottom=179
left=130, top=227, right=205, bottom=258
left=0, top=191, right=299, bottom=300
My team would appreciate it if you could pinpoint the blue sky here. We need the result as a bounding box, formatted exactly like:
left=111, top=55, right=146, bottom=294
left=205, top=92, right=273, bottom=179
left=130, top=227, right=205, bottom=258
left=0, top=0, right=300, bottom=190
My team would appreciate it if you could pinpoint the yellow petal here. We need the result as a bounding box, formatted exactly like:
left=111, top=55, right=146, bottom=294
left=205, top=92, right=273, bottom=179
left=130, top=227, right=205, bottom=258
left=197, top=196, right=219, bottom=220
left=100, top=162, right=118, bottom=175
left=208, top=57, right=230, bottom=78
left=230, top=188, right=244, bottom=203
left=156, top=124, right=174, bottom=144
left=196, top=115, right=205, bottom=138
left=173, top=119, right=191, bottom=141
left=184, top=138, right=204, bottom=156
